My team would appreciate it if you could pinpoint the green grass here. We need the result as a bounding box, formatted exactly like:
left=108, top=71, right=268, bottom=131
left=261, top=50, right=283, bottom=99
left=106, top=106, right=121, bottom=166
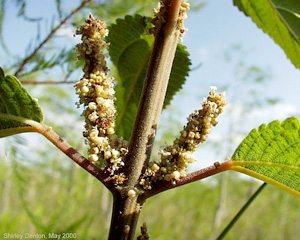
left=1, top=152, right=300, bottom=240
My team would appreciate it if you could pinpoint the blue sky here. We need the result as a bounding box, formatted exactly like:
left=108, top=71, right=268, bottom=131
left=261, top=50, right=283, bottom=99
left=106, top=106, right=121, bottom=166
left=185, top=1, right=300, bottom=109
left=1, top=0, right=300, bottom=170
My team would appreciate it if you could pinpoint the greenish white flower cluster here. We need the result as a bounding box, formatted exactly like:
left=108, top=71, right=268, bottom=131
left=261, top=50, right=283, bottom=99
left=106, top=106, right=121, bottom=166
left=75, top=14, right=127, bottom=183
left=152, top=0, right=190, bottom=41
left=140, top=87, right=226, bottom=188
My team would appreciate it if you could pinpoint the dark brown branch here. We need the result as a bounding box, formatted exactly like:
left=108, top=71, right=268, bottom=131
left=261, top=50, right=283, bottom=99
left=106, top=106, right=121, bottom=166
left=20, top=80, right=77, bottom=85
left=14, top=0, right=91, bottom=78
left=35, top=123, right=113, bottom=191
left=142, top=162, right=231, bottom=199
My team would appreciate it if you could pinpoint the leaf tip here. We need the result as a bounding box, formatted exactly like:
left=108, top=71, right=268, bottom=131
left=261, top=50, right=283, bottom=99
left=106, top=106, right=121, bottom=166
left=282, top=117, right=300, bottom=130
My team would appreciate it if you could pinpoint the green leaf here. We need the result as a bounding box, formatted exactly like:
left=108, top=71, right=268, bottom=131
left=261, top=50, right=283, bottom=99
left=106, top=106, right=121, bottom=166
left=107, top=14, right=191, bottom=140
left=230, top=117, right=300, bottom=198
left=0, top=67, right=43, bottom=138
left=233, top=0, right=300, bottom=69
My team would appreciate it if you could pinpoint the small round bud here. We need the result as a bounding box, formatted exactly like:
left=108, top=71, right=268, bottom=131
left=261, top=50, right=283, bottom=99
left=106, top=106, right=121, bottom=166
left=111, top=149, right=120, bottom=157
left=188, top=131, right=195, bottom=139
left=103, top=99, right=112, bottom=109
left=139, top=179, right=146, bottom=185
left=171, top=171, right=181, bottom=180
left=96, top=97, right=104, bottom=105
left=81, top=86, right=89, bottom=94
left=89, top=154, right=98, bottom=162
left=89, top=129, right=99, bottom=139
left=127, top=189, right=136, bottom=198
left=107, top=128, right=115, bottom=135
left=108, top=88, right=115, bottom=95
left=88, top=102, right=97, bottom=110
left=91, top=147, right=99, bottom=154
left=95, top=85, right=103, bottom=94
left=179, top=151, right=194, bottom=163
left=194, top=132, right=200, bottom=139
left=99, top=112, right=106, bottom=118
left=104, top=151, right=112, bottom=159
left=151, top=163, right=160, bottom=172
left=161, top=151, right=171, bottom=160
left=88, top=112, right=98, bottom=122
left=124, top=225, right=130, bottom=234
left=93, top=136, right=105, bottom=145
left=90, top=73, right=96, bottom=79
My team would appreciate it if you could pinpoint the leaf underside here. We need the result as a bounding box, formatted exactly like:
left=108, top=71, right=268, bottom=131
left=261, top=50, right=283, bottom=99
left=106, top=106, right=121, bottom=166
left=0, top=67, right=43, bottom=138
left=231, top=117, right=300, bottom=197
left=233, top=0, right=300, bottom=69
left=107, top=14, right=191, bottom=140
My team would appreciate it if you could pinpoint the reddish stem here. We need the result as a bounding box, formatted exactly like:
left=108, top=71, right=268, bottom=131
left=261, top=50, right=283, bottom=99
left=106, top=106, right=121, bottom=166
left=143, top=162, right=231, bottom=199
left=36, top=124, right=113, bottom=191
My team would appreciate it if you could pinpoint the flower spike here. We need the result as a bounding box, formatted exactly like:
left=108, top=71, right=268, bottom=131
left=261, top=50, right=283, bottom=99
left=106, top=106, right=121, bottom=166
left=75, top=14, right=128, bottom=183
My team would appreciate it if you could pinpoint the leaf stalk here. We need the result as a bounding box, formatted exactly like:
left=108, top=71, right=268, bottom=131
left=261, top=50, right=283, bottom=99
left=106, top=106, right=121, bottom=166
left=34, top=123, right=113, bottom=191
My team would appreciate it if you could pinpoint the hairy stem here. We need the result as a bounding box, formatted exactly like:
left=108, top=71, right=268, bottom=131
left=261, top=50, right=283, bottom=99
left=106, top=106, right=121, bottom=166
left=14, top=0, right=91, bottom=77
left=125, top=0, right=182, bottom=187
left=108, top=1, right=183, bottom=239
left=34, top=123, right=112, bottom=191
